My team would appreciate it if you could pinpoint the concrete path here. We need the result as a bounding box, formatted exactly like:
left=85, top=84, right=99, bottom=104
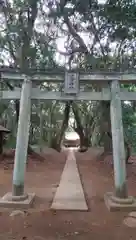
left=51, top=149, right=88, bottom=211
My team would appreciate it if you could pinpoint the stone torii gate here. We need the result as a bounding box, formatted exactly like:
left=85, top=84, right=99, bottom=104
left=0, top=68, right=136, bottom=211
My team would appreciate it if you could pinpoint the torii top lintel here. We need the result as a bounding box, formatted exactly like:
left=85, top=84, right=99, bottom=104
left=0, top=67, right=136, bottom=83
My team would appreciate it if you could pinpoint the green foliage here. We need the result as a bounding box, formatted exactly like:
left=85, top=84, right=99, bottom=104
left=1, top=0, right=136, bottom=152
left=122, top=102, right=136, bottom=151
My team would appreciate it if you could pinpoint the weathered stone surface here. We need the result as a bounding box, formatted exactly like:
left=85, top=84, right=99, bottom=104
left=104, top=192, right=136, bottom=212
left=10, top=210, right=25, bottom=217
left=128, top=212, right=136, bottom=218
left=123, top=217, right=136, bottom=228
left=0, top=192, right=35, bottom=209
left=51, top=149, right=88, bottom=211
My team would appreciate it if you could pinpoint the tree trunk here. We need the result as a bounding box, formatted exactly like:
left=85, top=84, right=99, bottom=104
left=51, top=101, right=71, bottom=151
left=0, top=133, right=3, bottom=155
left=99, top=101, right=112, bottom=153
left=72, top=103, right=88, bottom=151
left=15, top=100, right=20, bottom=123
left=124, top=141, right=131, bottom=164
left=97, top=101, right=112, bottom=160
left=104, top=132, right=112, bottom=154
left=100, top=101, right=130, bottom=163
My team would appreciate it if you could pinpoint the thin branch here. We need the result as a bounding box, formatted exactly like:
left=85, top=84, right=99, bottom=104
left=58, top=46, right=86, bottom=56
left=64, top=16, right=89, bottom=54
left=2, top=1, right=18, bottom=64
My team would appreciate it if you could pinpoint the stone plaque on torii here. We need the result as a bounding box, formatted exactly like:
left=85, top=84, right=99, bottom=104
left=64, top=72, right=79, bottom=95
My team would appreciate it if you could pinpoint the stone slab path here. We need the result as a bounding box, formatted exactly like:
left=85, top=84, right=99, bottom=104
left=51, top=149, right=88, bottom=211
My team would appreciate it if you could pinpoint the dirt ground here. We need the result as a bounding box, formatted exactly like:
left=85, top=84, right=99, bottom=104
left=0, top=147, right=136, bottom=239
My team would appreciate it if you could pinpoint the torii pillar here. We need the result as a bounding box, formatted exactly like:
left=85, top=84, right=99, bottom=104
left=104, top=80, right=136, bottom=211
left=0, top=76, right=35, bottom=208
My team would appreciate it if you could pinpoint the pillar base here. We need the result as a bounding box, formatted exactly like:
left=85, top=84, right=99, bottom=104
left=104, top=192, right=136, bottom=212
left=0, top=192, right=35, bottom=209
